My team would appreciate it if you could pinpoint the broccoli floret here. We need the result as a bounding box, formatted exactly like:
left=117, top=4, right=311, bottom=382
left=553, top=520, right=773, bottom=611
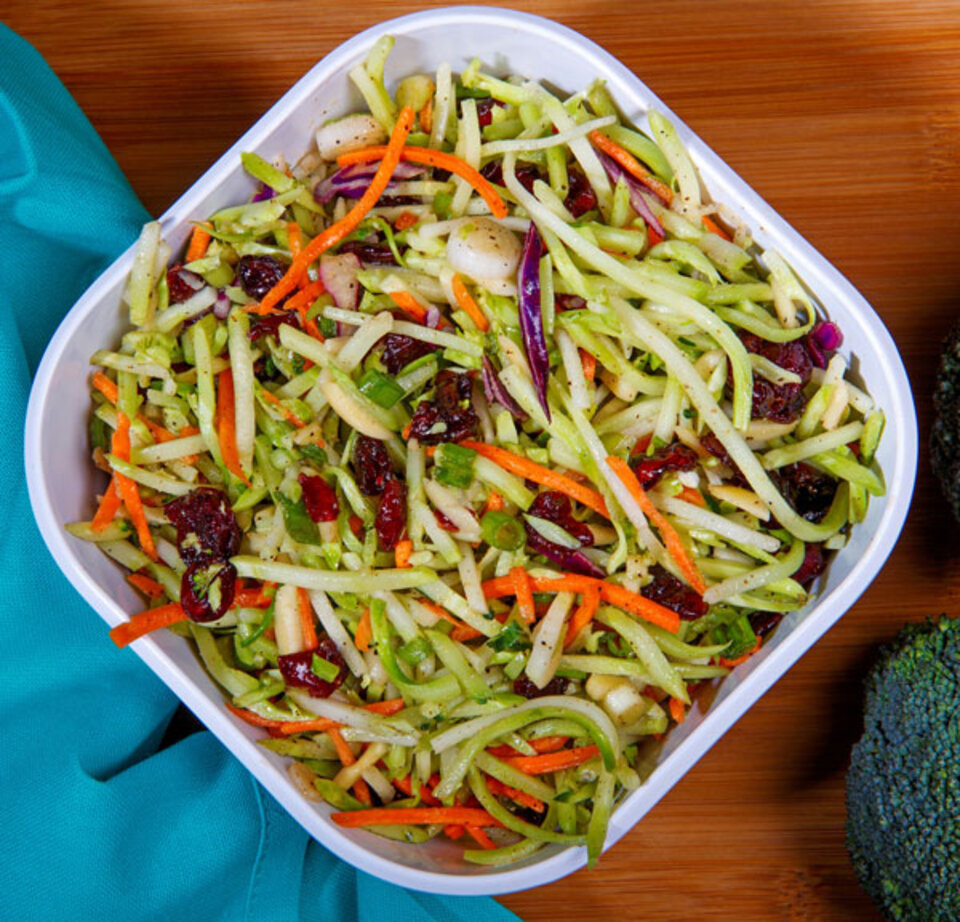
left=931, top=322, right=960, bottom=522
left=846, top=616, right=960, bottom=920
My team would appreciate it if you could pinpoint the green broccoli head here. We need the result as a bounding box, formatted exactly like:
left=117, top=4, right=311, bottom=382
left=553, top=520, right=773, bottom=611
left=931, top=322, right=960, bottom=522
left=846, top=616, right=960, bottom=920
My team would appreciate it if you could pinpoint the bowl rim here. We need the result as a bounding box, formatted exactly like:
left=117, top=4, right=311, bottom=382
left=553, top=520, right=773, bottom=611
left=24, top=4, right=918, bottom=896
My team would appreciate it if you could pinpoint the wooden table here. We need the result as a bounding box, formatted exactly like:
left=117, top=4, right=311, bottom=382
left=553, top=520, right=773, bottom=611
left=8, top=1, right=959, bottom=918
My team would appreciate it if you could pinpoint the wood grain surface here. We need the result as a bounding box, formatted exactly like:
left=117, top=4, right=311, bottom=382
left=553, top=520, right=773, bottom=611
left=7, top=1, right=960, bottom=918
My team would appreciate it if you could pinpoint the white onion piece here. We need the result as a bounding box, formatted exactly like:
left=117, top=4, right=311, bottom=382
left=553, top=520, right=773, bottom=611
left=320, top=252, right=361, bottom=309
left=446, top=217, right=522, bottom=281
left=316, top=114, right=386, bottom=160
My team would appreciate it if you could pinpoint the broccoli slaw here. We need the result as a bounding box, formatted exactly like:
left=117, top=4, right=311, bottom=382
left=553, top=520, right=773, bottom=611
left=67, top=35, right=886, bottom=867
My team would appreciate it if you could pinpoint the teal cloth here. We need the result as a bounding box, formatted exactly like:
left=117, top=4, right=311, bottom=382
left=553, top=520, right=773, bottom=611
left=0, top=25, right=520, bottom=921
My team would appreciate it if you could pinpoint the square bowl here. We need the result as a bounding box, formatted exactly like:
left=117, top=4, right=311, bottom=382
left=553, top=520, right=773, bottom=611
left=24, top=5, right=917, bottom=896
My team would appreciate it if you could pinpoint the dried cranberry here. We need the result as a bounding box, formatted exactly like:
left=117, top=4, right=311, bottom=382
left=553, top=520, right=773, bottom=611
left=336, top=239, right=398, bottom=265
left=374, top=478, right=408, bottom=551
left=555, top=293, right=587, bottom=312
left=278, top=635, right=346, bottom=698
left=180, top=560, right=237, bottom=622
left=298, top=473, right=339, bottom=522
left=380, top=333, right=439, bottom=375
left=792, top=542, right=828, bottom=588
left=166, top=266, right=204, bottom=303
left=475, top=96, right=502, bottom=127
left=632, top=442, right=698, bottom=489
left=166, top=488, right=242, bottom=563
left=513, top=674, right=567, bottom=698
left=479, top=161, right=540, bottom=192
left=738, top=333, right=814, bottom=423
left=236, top=255, right=286, bottom=300
left=525, top=492, right=603, bottom=577
left=749, top=611, right=783, bottom=639
left=353, top=436, right=393, bottom=496
left=407, top=370, right=479, bottom=444
left=248, top=309, right=300, bottom=342
left=434, top=509, right=459, bottom=531
left=775, top=463, right=838, bottom=523
left=564, top=168, right=598, bottom=218
left=641, top=565, right=707, bottom=620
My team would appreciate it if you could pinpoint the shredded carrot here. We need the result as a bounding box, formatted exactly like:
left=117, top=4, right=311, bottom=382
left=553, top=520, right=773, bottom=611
left=259, top=387, right=306, bottom=428
left=216, top=369, right=252, bottom=486
left=465, top=826, right=497, bottom=850
left=112, top=412, right=157, bottom=561
left=580, top=348, right=597, bottom=383
left=484, top=490, right=504, bottom=514
left=445, top=824, right=465, bottom=840
left=678, top=485, right=707, bottom=508
left=297, top=587, right=318, bottom=650
left=606, top=457, right=708, bottom=595
left=394, top=539, right=413, bottom=569
left=563, top=586, right=601, bottom=648
left=331, top=807, right=501, bottom=829
left=510, top=566, right=536, bottom=624
left=481, top=572, right=681, bottom=634
left=588, top=130, right=673, bottom=204
left=416, top=597, right=482, bottom=641
left=354, top=608, right=373, bottom=652
left=226, top=697, right=405, bottom=734
left=393, top=775, right=441, bottom=805
left=258, top=106, right=416, bottom=314
left=500, top=745, right=600, bottom=775
left=646, top=224, right=665, bottom=248
left=701, top=215, right=732, bottom=241
left=328, top=727, right=371, bottom=805
left=451, top=624, right=484, bottom=643
left=451, top=274, right=489, bottom=332
left=393, top=210, right=419, bottom=231
left=669, top=696, right=687, bottom=725
left=109, top=602, right=187, bottom=648
left=185, top=222, right=212, bottom=262
left=233, top=587, right=273, bottom=608
left=387, top=289, right=428, bottom=323
left=286, top=220, right=303, bottom=258
left=92, top=372, right=180, bottom=446
left=287, top=279, right=326, bottom=342
left=337, top=145, right=508, bottom=219
left=483, top=776, right=546, bottom=813
left=487, top=736, right=569, bottom=757
left=719, top=637, right=762, bottom=668
left=459, top=440, right=609, bottom=519
left=127, top=572, right=165, bottom=600
left=91, top=478, right=122, bottom=532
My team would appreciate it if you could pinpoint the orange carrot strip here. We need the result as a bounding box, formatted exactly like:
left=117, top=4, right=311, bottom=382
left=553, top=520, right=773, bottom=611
left=393, top=775, right=441, bottom=805
left=417, top=598, right=482, bottom=640
left=607, top=457, right=707, bottom=595
left=91, top=478, right=122, bottom=532
left=719, top=637, right=762, bottom=668
left=580, top=348, right=596, bottom=383
left=484, top=490, right=503, bottom=513
left=394, top=210, right=419, bottom=231
left=233, top=587, right=273, bottom=609
left=487, top=736, right=569, bottom=758
left=451, top=274, right=489, bottom=332
left=127, top=572, right=165, bottom=600
left=451, top=624, right=484, bottom=643
left=500, top=745, right=600, bottom=775
left=259, top=387, right=306, bottom=428
left=481, top=575, right=519, bottom=599
left=354, top=608, right=373, bottom=652
left=337, top=146, right=508, bottom=219
left=91, top=372, right=179, bottom=445
left=701, top=215, right=732, bottom=241
left=510, top=566, right=536, bottom=624
left=185, top=222, right=212, bottom=262
left=394, top=539, right=413, bottom=569
left=112, top=412, right=157, bottom=561
left=331, top=807, right=502, bottom=829
left=109, top=602, right=187, bottom=648
left=258, top=107, right=416, bottom=313
left=297, top=587, right=318, bottom=650
left=563, top=586, right=600, bottom=648
left=459, top=441, right=609, bottom=519
left=483, top=776, right=546, bottom=814
left=444, top=825, right=466, bottom=840
left=679, top=485, right=707, bottom=508
left=286, top=220, right=303, bottom=258
left=646, top=224, right=665, bottom=248
left=387, top=290, right=428, bottom=323
left=327, top=727, right=371, bottom=805
left=465, top=826, right=496, bottom=850
left=588, top=130, right=674, bottom=204
left=669, top=696, right=686, bottom=725
left=226, top=697, right=405, bottom=734
left=217, top=369, right=252, bottom=486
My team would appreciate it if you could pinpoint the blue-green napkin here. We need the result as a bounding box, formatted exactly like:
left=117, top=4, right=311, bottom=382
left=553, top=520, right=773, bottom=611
left=0, top=25, right=520, bottom=922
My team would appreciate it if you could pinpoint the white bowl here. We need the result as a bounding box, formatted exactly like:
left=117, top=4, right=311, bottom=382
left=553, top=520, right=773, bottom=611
left=24, top=5, right=917, bottom=896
